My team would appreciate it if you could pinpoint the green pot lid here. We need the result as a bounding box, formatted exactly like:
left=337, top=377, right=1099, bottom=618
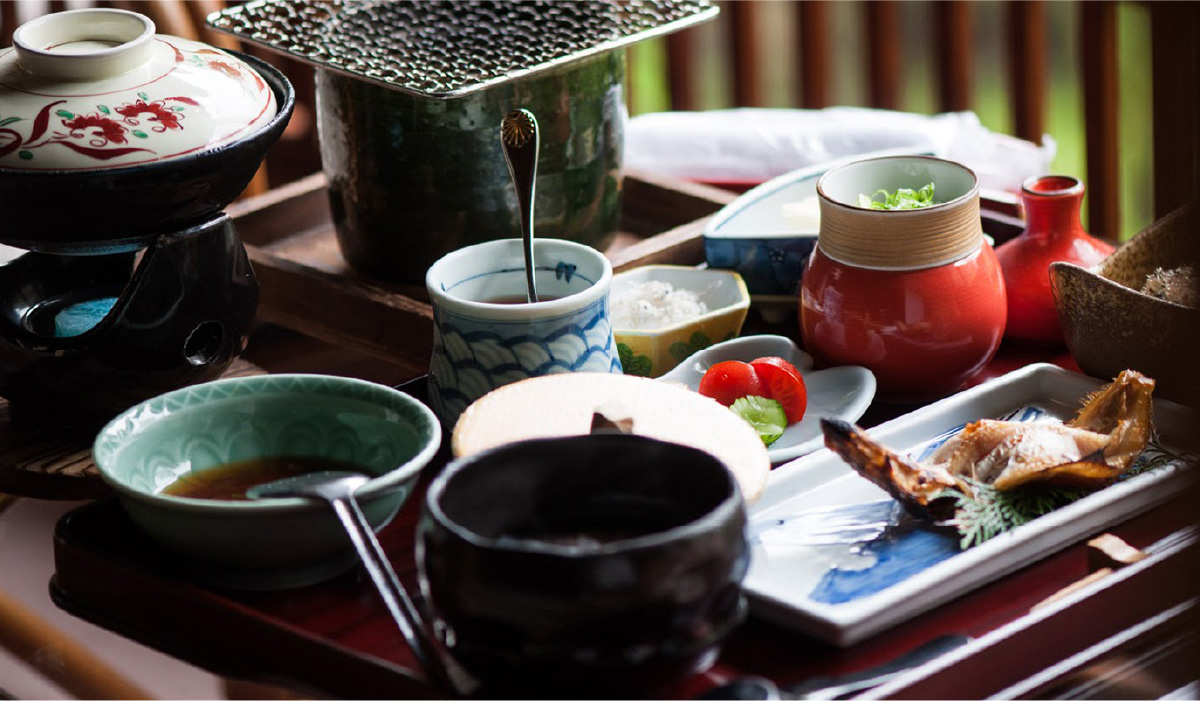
left=207, top=0, right=716, bottom=99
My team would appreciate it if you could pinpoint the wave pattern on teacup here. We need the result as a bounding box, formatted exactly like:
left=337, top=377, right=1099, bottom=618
left=430, top=307, right=621, bottom=424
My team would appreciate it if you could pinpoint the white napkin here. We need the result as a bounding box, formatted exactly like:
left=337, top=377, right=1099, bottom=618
left=625, top=107, right=1056, bottom=194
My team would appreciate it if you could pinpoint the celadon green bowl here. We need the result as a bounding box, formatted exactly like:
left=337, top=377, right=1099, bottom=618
left=93, top=374, right=441, bottom=590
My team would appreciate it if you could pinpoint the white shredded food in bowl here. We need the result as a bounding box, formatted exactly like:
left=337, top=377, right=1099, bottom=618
left=611, top=281, right=708, bottom=330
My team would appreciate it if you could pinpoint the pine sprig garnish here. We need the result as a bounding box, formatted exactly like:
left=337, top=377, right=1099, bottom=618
left=936, top=437, right=1194, bottom=550
left=936, top=479, right=1087, bottom=549
left=1131, top=435, right=1195, bottom=474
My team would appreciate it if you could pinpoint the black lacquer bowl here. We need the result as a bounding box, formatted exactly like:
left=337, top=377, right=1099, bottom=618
left=418, top=434, right=749, bottom=698
left=0, top=52, right=295, bottom=255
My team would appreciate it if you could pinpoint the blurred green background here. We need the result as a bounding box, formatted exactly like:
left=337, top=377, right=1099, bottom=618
left=627, top=1, right=1152, bottom=241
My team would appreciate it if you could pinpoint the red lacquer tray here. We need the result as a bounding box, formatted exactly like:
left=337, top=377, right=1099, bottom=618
left=49, top=376, right=1196, bottom=699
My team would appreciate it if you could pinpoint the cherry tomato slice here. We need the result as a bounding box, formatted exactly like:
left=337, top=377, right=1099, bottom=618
left=698, top=360, right=767, bottom=407
left=749, top=357, right=807, bottom=423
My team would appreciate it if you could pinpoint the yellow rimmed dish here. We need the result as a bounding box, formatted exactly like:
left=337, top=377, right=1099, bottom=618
left=611, top=266, right=750, bottom=378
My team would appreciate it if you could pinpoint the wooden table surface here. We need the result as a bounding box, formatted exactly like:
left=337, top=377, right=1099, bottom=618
left=46, top=323, right=1199, bottom=699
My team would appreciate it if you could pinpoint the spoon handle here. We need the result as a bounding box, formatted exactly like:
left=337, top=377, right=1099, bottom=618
left=328, top=496, right=467, bottom=695
left=501, top=108, right=539, bottom=303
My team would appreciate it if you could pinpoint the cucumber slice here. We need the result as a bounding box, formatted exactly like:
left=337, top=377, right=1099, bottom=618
left=730, top=396, right=787, bottom=447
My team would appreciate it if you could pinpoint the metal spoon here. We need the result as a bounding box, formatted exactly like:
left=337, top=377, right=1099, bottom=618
left=246, top=471, right=475, bottom=696
left=500, top=108, right=540, bottom=303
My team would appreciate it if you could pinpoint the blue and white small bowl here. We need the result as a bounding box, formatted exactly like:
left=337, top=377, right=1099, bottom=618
left=425, top=238, right=622, bottom=428
left=704, top=148, right=932, bottom=296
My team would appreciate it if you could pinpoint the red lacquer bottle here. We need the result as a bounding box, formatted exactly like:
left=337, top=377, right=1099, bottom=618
left=995, top=175, right=1114, bottom=343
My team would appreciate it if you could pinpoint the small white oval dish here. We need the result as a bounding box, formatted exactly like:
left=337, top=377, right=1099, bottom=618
left=659, top=334, right=876, bottom=463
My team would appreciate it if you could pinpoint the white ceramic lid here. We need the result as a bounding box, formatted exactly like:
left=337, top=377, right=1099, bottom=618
left=0, top=9, right=277, bottom=171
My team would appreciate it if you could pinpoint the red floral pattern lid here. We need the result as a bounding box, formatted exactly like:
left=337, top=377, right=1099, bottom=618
left=0, top=9, right=278, bottom=171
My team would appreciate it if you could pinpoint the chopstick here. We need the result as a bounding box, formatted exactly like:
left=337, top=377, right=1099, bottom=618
left=0, top=588, right=154, bottom=699
left=1032, top=526, right=1197, bottom=612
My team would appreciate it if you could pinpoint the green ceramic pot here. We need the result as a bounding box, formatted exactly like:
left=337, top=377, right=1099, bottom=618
left=316, top=51, right=626, bottom=283
left=93, top=374, right=441, bottom=590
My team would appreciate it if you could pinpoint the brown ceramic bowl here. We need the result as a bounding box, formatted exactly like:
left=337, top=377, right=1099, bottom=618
left=1051, top=205, right=1199, bottom=405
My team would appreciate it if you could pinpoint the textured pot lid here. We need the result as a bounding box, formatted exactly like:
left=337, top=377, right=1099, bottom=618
left=206, top=0, right=717, bottom=99
left=0, top=9, right=278, bottom=171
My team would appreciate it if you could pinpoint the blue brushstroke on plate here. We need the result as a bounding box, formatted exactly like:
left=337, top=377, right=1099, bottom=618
left=759, top=405, right=1054, bottom=605
left=808, top=523, right=959, bottom=605
left=752, top=500, right=959, bottom=606
left=704, top=235, right=816, bottom=296
left=749, top=500, right=895, bottom=546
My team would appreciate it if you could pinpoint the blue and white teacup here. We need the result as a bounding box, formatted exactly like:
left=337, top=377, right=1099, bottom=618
left=425, top=238, right=622, bottom=427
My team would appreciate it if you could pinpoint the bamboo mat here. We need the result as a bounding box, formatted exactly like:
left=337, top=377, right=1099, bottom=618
left=0, top=359, right=265, bottom=501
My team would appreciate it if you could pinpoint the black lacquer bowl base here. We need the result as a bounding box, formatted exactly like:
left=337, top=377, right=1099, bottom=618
left=0, top=214, right=258, bottom=419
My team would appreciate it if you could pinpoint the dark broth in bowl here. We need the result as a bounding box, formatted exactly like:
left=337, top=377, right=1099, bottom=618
left=162, top=455, right=371, bottom=501
left=498, top=496, right=695, bottom=548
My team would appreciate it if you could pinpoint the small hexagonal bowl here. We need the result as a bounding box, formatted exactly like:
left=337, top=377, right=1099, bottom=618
left=611, top=266, right=750, bottom=378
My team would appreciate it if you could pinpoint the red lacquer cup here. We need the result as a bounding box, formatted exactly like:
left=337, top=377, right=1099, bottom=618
left=800, top=156, right=1007, bottom=401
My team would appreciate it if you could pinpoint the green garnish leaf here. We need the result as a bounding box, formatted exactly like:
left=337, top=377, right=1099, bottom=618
left=730, top=396, right=786, bottom=447
left=934, top=478, right=1079, bottom=550
left=858, top=182, right=936, bottom=210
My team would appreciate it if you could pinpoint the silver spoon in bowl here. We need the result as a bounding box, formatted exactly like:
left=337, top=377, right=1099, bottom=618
left=501, top=108, right=540, bottom=303
left=246, top=471, right=476, bottom=697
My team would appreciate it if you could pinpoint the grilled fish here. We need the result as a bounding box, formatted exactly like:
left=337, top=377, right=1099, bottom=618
left=822, top=370, right=1156, bottom=517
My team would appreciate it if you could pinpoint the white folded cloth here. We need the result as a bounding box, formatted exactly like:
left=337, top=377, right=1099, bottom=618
left=625, top=107, right=1056, bottom=194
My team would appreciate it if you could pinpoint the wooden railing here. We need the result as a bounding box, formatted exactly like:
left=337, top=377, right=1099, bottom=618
left=636, top=0, right=1198, bottom=241
left=3, top=1, right=1195, bottom=239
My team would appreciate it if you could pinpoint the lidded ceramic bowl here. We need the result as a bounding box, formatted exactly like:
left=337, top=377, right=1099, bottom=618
left=1, top=8, right=275, bottom=170
left=800, top=156, right=1007, bottom=401
left=0, top=9, right=294, bottom=253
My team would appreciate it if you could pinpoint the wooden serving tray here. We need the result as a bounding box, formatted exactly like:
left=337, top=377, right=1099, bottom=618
left=0, top=171, right=1028, bottom=501
left=227, top=170, right=737, bottom=376
left=0, top=172, right=733, bottom=500
left=226, top=169, right=1025, bottom=377
left=48, top=380, right=1200, bottom=699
